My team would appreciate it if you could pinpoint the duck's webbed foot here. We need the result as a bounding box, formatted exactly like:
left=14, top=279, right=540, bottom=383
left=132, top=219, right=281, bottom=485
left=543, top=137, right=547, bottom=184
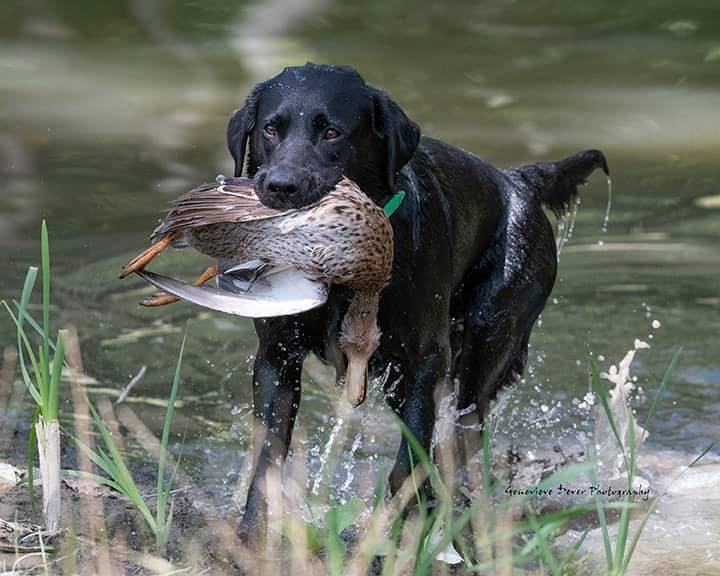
left=140, top=265, right=218, bottom=307
left=120, top=232, right=178, bottom=279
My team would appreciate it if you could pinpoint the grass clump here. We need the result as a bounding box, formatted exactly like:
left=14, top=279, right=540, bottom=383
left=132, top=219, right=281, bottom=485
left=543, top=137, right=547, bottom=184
left=589, top=345, right=717, bottom=575
left=70, top=326, right=188, bottom=555
left=2, top=220, right=65, bottom=531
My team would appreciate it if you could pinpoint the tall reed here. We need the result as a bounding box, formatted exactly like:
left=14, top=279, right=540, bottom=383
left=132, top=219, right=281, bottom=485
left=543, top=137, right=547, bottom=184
left=2, top=221, right=65, bottom=531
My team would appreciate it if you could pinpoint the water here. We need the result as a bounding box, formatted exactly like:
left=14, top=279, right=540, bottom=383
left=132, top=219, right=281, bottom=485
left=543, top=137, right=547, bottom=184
left=1, top=0, right=719, bottom=562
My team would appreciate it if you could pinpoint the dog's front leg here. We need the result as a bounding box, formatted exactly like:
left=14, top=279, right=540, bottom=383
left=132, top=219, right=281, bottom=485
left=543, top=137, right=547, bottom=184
left=388, top=345, right=449, bottom=495
left=237, top=318, right=309, bottom=541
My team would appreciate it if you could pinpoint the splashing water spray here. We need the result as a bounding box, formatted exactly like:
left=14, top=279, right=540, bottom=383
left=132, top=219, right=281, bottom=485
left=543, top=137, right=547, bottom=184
left=556, top=196, right=581, bottom=260
left=602, top=176, right=612, bottom=232
left=557, top=173, right=614, bottom=257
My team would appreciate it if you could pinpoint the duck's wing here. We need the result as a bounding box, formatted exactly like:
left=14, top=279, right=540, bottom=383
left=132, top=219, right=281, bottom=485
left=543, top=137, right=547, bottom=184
left=135, top=266, right=328, bottom=318
left=150, top=178, right=284, bottom=243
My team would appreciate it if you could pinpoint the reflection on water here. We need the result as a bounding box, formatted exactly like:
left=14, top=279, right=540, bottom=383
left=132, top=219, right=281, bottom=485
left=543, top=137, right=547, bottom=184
left=1, top=0, right=719, bottom=562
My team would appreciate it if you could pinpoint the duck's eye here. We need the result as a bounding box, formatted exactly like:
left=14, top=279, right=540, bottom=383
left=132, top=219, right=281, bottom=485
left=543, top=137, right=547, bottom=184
left=264, top=124, right=277, bottom=137
left=323, top=127, right=340, bottom=140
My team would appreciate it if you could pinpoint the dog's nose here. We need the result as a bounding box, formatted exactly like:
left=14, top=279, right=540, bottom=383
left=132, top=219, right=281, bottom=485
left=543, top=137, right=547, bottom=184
left=266, top=175, right=299, bottom=198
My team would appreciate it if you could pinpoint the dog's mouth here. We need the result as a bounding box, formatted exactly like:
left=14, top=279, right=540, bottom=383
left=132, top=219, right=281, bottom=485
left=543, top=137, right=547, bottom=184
left=253, top=167, right=342, bottom=210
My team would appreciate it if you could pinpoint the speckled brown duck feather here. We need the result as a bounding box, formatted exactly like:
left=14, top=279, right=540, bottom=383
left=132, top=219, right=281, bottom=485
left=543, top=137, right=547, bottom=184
left=121, top=176, right=394, bottom=406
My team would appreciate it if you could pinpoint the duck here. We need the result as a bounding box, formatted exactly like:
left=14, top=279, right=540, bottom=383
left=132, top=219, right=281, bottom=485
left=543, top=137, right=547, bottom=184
left=120, top=176, right=396, bottom=406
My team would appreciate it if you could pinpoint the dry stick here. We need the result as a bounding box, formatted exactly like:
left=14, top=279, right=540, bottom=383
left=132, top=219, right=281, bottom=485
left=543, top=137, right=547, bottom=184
left=114, top=404, right=259, bottom=573
left=63, top=326, right=114, bottom=576
left=115, top=365, right=147, bottom=406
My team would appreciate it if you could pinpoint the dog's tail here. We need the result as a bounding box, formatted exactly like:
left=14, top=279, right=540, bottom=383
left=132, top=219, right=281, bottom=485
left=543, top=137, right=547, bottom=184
left=510, top=149, right=609, bottom=216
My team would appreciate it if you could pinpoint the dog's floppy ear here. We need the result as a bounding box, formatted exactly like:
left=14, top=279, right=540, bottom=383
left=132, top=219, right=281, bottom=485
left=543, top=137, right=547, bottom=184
left=227, top=88, right=262, bottom=177
left=370, top=88, right=421, bottom=190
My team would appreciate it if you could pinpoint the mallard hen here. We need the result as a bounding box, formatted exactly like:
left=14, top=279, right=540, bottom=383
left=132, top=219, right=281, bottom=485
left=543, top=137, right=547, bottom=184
left=120, top=176, right=395, bottom=406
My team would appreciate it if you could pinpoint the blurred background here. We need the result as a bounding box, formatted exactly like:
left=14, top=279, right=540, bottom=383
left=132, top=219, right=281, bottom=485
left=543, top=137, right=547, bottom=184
left=1, top=0, right=719, bottom=508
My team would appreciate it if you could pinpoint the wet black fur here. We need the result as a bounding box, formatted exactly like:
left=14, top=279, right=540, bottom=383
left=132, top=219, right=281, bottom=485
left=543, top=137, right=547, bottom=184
left=226, top=63, right=608, bottom=535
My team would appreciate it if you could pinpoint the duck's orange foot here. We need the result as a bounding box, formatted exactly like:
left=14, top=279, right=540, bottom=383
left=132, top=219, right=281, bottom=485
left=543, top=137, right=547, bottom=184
left=139, top=265, right=219, bottom=307
left=119, top=232, right=178, bottom=279
left=141, top=291, right=179, bottom=307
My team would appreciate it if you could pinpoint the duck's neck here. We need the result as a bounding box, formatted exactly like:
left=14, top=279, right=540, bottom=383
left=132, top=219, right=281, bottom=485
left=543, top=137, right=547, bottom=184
left=339, top=290, right=382, bottom=406
left=339, top=290, right=381, bottom=354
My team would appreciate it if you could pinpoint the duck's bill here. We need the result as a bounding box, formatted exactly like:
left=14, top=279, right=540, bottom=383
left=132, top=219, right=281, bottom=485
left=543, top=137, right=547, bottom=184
left=135, top=269, right=328, bottom=318
left=345, top=356, right=368, bottom=407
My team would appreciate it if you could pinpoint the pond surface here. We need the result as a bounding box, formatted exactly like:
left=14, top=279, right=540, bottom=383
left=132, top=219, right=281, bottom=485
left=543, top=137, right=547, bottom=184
left=1, top=0, right=719, bottom=532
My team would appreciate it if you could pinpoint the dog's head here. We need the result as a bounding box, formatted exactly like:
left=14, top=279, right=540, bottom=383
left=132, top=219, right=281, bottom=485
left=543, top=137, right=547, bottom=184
left=227, top=63, right=420, bottom=209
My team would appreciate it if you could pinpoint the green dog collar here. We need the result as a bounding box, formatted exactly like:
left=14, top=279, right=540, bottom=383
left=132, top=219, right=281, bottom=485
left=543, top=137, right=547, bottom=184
left=383, top=190, right=406, bottom=217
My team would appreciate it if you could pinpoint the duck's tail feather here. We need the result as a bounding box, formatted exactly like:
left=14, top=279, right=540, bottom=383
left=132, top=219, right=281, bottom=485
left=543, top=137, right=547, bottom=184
left=509, top=149, right=609, bottom=217
left=135, top=268, right=327, bottom=318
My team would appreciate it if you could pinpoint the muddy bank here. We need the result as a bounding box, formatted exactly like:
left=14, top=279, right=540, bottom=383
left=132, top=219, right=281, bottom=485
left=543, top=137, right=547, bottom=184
left=0, top=461, right=251, bottom=575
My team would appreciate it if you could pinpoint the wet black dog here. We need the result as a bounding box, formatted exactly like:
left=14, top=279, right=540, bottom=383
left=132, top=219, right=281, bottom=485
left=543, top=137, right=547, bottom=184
left=227, top=63, right=608, bottom=535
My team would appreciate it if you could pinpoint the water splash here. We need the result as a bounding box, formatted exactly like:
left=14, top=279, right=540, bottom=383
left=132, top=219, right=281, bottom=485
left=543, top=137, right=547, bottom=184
left=601, top=176, right=613, bottom=233
left=311, top=410, right=347, bottom=495
left=592, top=339, right=650, bottom=483
left=556, top=197, right=581, bottom=261
left=339, top=431, right=363, bottom=498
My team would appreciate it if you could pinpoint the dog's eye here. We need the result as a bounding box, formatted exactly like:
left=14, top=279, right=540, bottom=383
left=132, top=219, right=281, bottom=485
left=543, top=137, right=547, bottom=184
left=264, top=124, right=277, bottom=137
left=323, top=127, right=340, bottom=140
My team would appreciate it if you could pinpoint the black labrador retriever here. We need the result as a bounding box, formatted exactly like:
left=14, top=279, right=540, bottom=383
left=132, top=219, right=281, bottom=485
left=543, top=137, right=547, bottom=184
left=227, top=63, right=608, bottom=535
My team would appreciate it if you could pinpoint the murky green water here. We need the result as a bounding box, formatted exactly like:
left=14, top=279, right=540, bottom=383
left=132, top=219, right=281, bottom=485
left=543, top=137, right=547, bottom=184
left=1, top=0, right=719, bottom=512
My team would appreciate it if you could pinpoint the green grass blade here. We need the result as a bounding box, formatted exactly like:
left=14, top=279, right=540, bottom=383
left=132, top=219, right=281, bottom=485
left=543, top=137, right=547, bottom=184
left=527, top=515, right=561, bottom=576
left=641, top=348, right=682, bottom=441
left=86, top=400, right=157, bottom=531
left=62, top=469, right=124, bottom=494
left=12, top=301, right=58, bottom=353
left=518, top=519, right=563, bottom=557
left=157, top=326, right=188, bottom=531
left=27, top=406, right=40, bottom=515
left=41, top=220, right=51, bottom=397
left=422, top=498, right=481, bottom=572
left=2, top=301, right=43, bottom=405
left=372, top=465, right=385, bottom=511
left=37, top=345, right=49, bottom=414
left=616, top=372, right=638, bottom=569
left=511, top=504, right=596, bottom=534
left=560, top=524, right=591, bottom=569
left=18, top=267, right=38, bottom=319
left=622, top=437, right=718, bottom=572
left=10, top=268, right=42, bottom=402
left=589, top=465, right=614, bottom=570
left=74, top=433, right=123, bottom=485
left=687, top=438, right=718, bottom=468
left=508, top=461, right=594, bottom=507
left=47, top=332, right=65, bottom=421
left=157, top=499, right=174, bottom=553
left=396, top=418, right=442, bottom=494
left=590, top=359, right=626, bottom=463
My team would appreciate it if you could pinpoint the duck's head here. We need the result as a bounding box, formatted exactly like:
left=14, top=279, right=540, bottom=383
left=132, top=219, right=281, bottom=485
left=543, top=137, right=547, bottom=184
left=339, top=290, right=382, bottom=407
